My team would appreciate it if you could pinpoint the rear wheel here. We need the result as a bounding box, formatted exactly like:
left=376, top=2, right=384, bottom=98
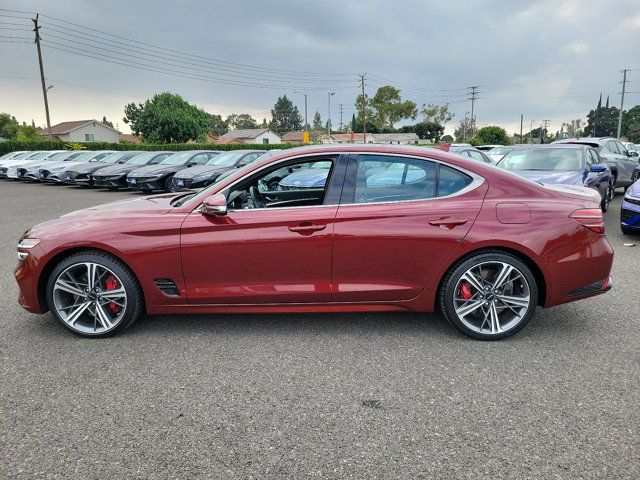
left=621, top=226, right=634, bottom=235
left=609, top=175, right=617, bottom=199
left=46, top=251, right=144, bottom=338
left=439, top=252, right=538, bottom=340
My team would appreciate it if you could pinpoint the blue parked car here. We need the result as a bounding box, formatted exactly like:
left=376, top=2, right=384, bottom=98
left=278, top=161, right=332, bottom=189
left=621, top=179, right=640, bottom=234
left=496, top=144, right=613, bottom=212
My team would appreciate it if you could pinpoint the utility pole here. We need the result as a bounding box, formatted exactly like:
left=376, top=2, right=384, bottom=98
left=529, top=120, right=535, bottom=144
left=541, top=120, right=550, bottom=144
left=520, top=114, right=523, bottom=144
left=32, top=14, right=51, bottom=138
left=468, top=86, right=479, bottom=138
left=359, top=73, right=367, bottom=143
left=338, top=104, right=344, bottom=132
left=617, top=69, right=629, bottom=139
left=293, top=90, right=308, bottom=131
left=327, top=92, right=335, bottom=143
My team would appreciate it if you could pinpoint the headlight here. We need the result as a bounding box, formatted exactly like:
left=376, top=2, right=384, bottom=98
left=17, top=238, right=40, bottom=260
left=18, top=238, right=40, bottom=249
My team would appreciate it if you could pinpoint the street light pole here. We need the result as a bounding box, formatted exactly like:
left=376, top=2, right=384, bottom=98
left=328, top=92, right=335, bottom=143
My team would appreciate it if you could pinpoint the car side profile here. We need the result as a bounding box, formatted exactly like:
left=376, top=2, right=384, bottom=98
left=63, top=151, right=142, bottom=187
left=15, top=145, right=613, bottom=340
left=92, top=151, right=172, bottom=189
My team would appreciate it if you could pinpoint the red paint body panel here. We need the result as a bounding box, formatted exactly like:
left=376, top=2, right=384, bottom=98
left=15, top=145, right=614, bottom=318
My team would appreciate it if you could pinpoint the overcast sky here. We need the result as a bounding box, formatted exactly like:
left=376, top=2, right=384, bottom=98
left=1, top=0, right=639, bottom=136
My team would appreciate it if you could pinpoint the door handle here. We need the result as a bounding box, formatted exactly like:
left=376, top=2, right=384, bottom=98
left=429, top=217, right=468, bottom=229
left=288, top=223, right=327, bottom=234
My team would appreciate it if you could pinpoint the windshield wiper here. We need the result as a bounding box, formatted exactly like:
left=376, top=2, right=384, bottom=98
left=171, top=193, right=195, bottom=207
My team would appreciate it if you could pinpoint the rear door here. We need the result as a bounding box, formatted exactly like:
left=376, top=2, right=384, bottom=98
left=331, top=153, right=487, bottom=302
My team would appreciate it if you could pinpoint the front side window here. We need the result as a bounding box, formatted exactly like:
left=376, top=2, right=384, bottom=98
left=227, top=157, right=335, bottom=210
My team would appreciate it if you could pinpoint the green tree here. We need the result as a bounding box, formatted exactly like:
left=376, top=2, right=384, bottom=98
left=561, top=119, right=584, bottom=138
left=453, top=117, right=476, bottom=142
left=0, top=113, right=19, bottom=139
left=369, top=86, right=417, bottom=128
left=122, top=92, right=208, bottom=143
left=421, top=103, right=454, bottom=125
left=312, top=111, right=323, bottom=131
left=622, top=105, right=640, bottom=139
left=584, top=95, right=619, bottom=137
left=471, top=126, right=510, bottom=146
left=15, top=125, right=42, bottom=141
left=206, top=113, right=228, bottom=136
left=269, top=95, right=302, bottom=133
left=225, top=113, right=258, bottom=130
left=414, top=121, right=443, bottom=141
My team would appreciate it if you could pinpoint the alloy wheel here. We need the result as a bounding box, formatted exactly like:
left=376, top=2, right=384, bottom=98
left=453, top=261, right=531, bottom=335
left=52, top=262, right=127, bottom=334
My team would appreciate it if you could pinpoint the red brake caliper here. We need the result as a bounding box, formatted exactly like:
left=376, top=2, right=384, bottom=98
left=105, top=275, right=121, bottom=314
left=459, top=281, right=473, bottom=300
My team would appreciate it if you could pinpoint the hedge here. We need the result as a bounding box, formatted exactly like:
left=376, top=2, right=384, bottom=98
left=0, top=140, right=301, bottom=156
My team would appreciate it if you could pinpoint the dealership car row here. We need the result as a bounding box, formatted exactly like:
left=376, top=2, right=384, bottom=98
left=1, top=137, right=640, bottom=234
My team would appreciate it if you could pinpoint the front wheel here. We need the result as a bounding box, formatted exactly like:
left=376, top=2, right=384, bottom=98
left=439, top=252, right=538, bottom=340
left=601, top=183, right=612, bottom=212
left=46, top=251, right=144, bottom=337
left=164, top=175, right=178, bottom=193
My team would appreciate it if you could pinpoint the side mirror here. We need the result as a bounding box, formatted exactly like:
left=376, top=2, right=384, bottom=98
left=590, top=164, right=607, bottom=173
left=200, top=193, right=227, bottom=216
left=629, top=151, right=639, bottom=158
left=187, top=161, right=197, bottom=167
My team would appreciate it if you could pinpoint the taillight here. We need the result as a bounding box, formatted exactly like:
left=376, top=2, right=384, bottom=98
left=570, top=208, right=605, bottom=234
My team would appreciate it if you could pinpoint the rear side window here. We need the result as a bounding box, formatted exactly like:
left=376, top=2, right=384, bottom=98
left=353, top=155, right=472, bottom=204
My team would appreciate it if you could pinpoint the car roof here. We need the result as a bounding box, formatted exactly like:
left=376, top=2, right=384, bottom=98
left=512, top=143, right=589, bottom=149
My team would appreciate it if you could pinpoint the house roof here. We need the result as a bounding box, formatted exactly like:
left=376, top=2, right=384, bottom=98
left=281, top=131, right=320, bottom=142
left=119, top=133, right=142, bottom=144
left=216, top=137, right=245, bottom=144
left=49, top=119, right=119, bottom=135
left=220, top=128, right=274, bottom=140
left=369, top=133, right=419, bottom=142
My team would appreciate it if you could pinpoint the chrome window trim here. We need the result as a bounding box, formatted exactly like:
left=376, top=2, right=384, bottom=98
left=191, top=150, right=486, bottom=213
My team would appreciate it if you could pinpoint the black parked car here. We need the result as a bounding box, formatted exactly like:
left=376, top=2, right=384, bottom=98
left=126, top=150, right=219, bottom=193
left=63, top=151, right=142, bottom=187
left=172, top=150, right=264, bottom=191
left=93, top=151, right=172, bottom=189
left=553, top=137, right=638, bottom=190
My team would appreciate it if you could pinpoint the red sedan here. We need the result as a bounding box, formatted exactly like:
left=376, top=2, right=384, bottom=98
left=15, top=145, right=613, bottom=340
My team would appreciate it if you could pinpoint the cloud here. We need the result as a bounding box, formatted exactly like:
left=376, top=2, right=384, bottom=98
left=566, top=42, right=588, bottom=55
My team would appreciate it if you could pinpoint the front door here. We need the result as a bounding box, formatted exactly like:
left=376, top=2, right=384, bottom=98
left=180, top=154, right=346, bottom=304
left=332, top=154, right=486, bottom=302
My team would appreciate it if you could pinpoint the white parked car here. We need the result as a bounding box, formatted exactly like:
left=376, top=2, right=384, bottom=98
left=38, top=151, right=115, bottom=182
left=4, top=151, right=64, bottom=179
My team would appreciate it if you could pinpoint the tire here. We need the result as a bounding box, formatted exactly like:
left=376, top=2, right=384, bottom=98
left=601, top=183, right=611, bottom=212
left=621, top=226, right=634, bottom=235
left=164, top=175, right=177, bottom=193
left=45, top=251, right=144, bottom=338
left=439, top=251, right=538, bottom=340
left=609, top=175, right=617, bottom=200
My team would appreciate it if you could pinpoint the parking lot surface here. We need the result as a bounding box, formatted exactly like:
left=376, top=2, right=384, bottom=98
left=1, top=180, right=638, bottom=479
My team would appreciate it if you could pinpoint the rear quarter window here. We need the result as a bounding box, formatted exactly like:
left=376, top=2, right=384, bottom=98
left=438, top=165, right=473, bottom=197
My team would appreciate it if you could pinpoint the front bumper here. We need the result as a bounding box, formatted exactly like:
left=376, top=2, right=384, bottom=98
left=621, top=198, right=640, bottom=230
left=126, top=176, right=164, bottom=191
left=0, top=166, right=7, bottom=178
left=173, top=177, right=209, bottom=190
left=94, top=174, right=126, bottom=188
left=38, top=169, right=64, bottom=183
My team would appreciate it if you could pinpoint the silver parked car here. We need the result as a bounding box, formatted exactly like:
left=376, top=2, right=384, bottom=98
left=39, top=151, right=115, bottom=183
left=5, top=151, right=64, bottom=179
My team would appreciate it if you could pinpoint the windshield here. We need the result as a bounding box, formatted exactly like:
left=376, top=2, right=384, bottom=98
left=160, top=152, right=194, bottom=165
left=498, top=148, right=583, bottom=171
left=206, top=151, right=243, bottom=166
left=126, top=152, right=159, bottom=165
left=47, top=152, right=69, bottom=161
left=489, top=147, right=513, bottom=156
left=100, top=152, right=131, bottom=164
left=24, top=151, right=51, bottom=161
left=69, top=151, right=103, bottom=162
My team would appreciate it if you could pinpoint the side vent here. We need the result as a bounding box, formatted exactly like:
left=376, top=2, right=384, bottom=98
left=154, top=278, right=180, bottom=297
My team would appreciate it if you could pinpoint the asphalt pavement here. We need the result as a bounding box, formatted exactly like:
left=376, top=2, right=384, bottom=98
left=0, top=180, right=638, bottom=479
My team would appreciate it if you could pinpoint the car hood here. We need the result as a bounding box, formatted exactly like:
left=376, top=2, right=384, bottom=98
left=512, top=170, right=584, bottom=185
left=174, top=165, right=231, bottom=179
left=25, top=194, right=183, bottom=239
left=69, top=162, right=114, bottom=174
left=93, top=164, right=141, bottom=176
left=41, top=160, right=85, bottom=171
left=626, top=179, right=640, bottom=198
left=280, top=168, right=329, bottom=187
left=128, top=164, right=184, bottom=177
